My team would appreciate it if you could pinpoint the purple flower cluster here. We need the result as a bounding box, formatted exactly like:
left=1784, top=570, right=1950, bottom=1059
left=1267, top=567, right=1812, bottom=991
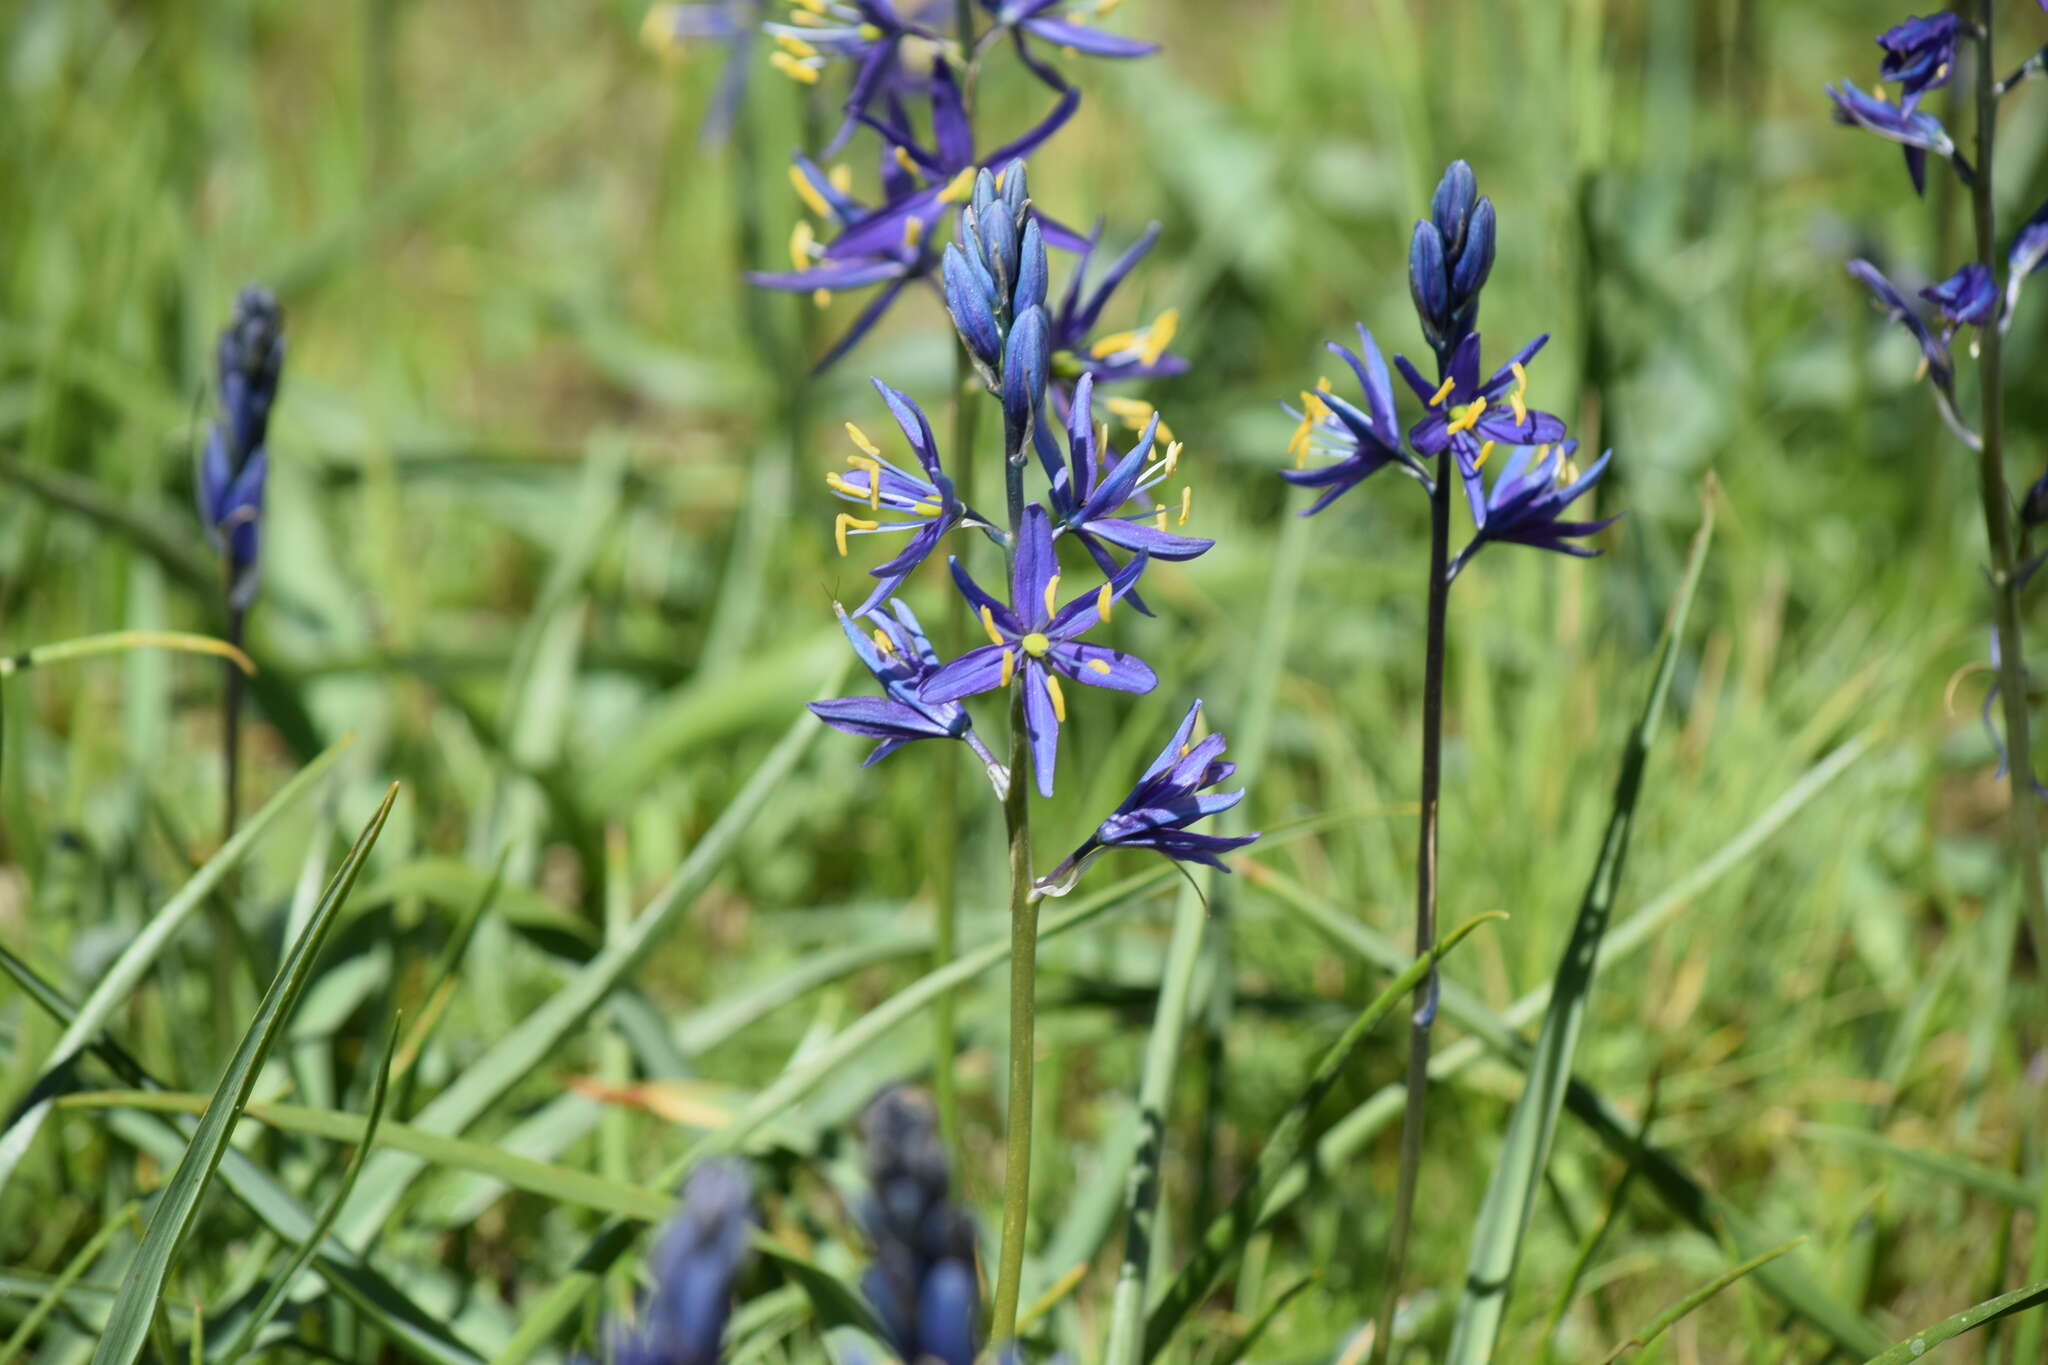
left=196, top=285, right=285, bottom=611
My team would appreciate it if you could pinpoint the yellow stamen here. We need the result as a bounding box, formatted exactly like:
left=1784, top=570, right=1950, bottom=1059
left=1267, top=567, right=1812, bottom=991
left=911, top=499, right=941, bottom=516
left=788, top=220, right=816, bottom=271
left=872, top=628, right=895, bottom=654
left=1507, top=360, right=1529, bottom=424
left=1043, top=573, right=1060, bottom=619
left=824, top=472, right=871, bottom=501
left=1474, top=441, right=1496, bottom=470
left=979, top=606, right=1005, bottom=647
left=1446, top=398, right=1487, bottom=436
left=938, top=166, right=978, bottom=203
left=1163, top=440, right=1183, bottom=477
left=1021, top=631, right=1051, bottom=657
left=1087, top=658, right=1111, bottom=675
left=812, top=287, right=833, bottom=309
left=640, top=6, right=682, bottom=56
left=845, top=423, right=881, bottom=458
left=789, top=165, right=831, bottom=218
left=834, top=513, right=877, bottom=555
left=792, top=0, right=826, bottom=12
left=1316, top=375, right=1334, bottom=393
left=1089, top=329, right=1139, bottom=358
left=829, top=163, right=853, bottom=195
left=1104, top=396, right=1156, bottom=431
left=1153, top=508, right=1168, bottom=531
left=1428, top=376, right=1457, bottom=407
left=1178, top=486, right=1192, bottom=525
left=1139, top=308, right=1180, bottom=365
left=770, top=51, right=820, bottom=84
left=786, top=7, right=827, bottom=24
left=901, top=217, right=924, bottom=250
left=856, top=21, right=883, bottom=39
left=893, top=145, right=920, bottom=176
left=1000, top=647, right=1015, bottom=686
left=774, top=33, right=818, bottom=57
left=1096, top=582, right=1113, bottom=622
left=1045, top=672, right=1067, bottom=721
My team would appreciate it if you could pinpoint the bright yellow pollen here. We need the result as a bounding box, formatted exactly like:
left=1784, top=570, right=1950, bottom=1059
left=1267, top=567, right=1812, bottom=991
left=834, top=513, right=877, bottom=555
left=1087, top=658, right=1111, bottom=674
left=893, top=146, right=920, bottom=175
left=872, top=628, right=895, bottom=654
left=770, top=51, right=820, bottom=84
left=829, top=163, right=853, bottom=194
left=785, top=7, right=827, bottom=24
left=857, top=21, right=883, bottom=39
left=1474, top=441, right=1496, bottom=470
left=640, top=6, right=683, bottom=56
left=911, top=499, right=941, bottom=516
left=1446, top=398, right=1487, bottom=436
left=1089, top=329, right=1138, bottom=359
left=1000, top=648, right=1015, bottom=686
left=845, top=423, right=882, bottom=458
left=824, top=472, right=870, bottom=501
left=812, top=287, right=833, bottom=309
left=1043, top=573, right=1060, bottom=619
left=1178, top=486, right=1193, bottom=525
left=792, top=0, right=826, bottom=12
left=938, top=167, right=977, bottom=203
left=788, top=221, right=816, bottom=271
left=1044, top=672, right=1067, bottom=721
left=774, top=33, right=818, bottom=57
left=1508, top=361, right=1529, bottom=424
left=1154, top=508, right=1168, bottom=531
left=1021, top=631, right=1052, bottom=657
left=979, top=606, right=1005, bottom=647
left=1428, top=376, right=1457, bottom=407
left=1316, top=375, right=1333, bottom=393
left=789, top=165, right=831, bottom=218
left=1163, top=441, right=1183, bottom=477
left=1140, top=308, right=1180, bottom=365
left=1096, top=583, right=1113, bottom=621
left=901, top=217, right=924, bottom=250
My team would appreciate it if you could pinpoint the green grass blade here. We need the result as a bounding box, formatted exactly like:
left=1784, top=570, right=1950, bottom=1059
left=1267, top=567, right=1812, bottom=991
left=1802, top=1123, right=2035, bottom=1208
left=1446, top=494, right=1715, bottom=1363
left=1859, top=1278, right=2048, bottom=1364
left=216, top=1014, right=401, bottom=1365
left=0, top=1200, right=139, bottom=1363
left=88, top=783, right=398, bottom=1365
left=1209, top=1274, right=1316, bottom=1365
left=1141, top=913, right=1505, bottom=1359
left=0, top=736, right=353, bottom=1194
left=1596, top=1239, right=1804, bottom=1363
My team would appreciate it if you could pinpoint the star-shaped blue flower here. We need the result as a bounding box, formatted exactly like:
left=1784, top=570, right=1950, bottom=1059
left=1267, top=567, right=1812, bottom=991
left=1827, top=78, right=1969, bottom=194
left=1393, top=332, right=1568, bottom=528
left=811, top=600, right=1007, bottom=785
left=1281, top=323, right=1430, bottom=516
left=1447, top=440, right=1619, bottom=581
left=826, top=378, right=987, bottom=616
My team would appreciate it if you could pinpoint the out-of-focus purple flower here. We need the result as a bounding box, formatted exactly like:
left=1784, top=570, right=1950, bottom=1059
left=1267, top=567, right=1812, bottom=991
left=1036, top=698, right=1257, bottom=895
left=2024, top=466, right=2048, bottom=530
left=1409, top=161, right=1496, bottom=356
left=1446, top=440, right=1619, bottom=580
left=1281, top=324, right=1430, bottom=516
left=981, top=0, right=1159, bottom=93
left=859, top=1090, right=977, bottom=1365
left=1876, top=13, right=1962, bottom=109
left=1920, top=262, right=1997, bottom=331
left=642, top=1, right=764, bottom=146
left=751, top=64, right=1079, bottom=369
left=1047, top=222, right=1186, bottom=399
left=1393, top=332, right=1567, bottom=528
left=922, top=504, right=1154, bottom=796
left=1848, top=258, right=1956, bottom=393
left=197, top=284, right=284, bottom=611
left=2005, top=199, right=2048, bottom=324
left=825, top=378, right=987, bottom=615
left=811, top=601, right=1007, bottom=787
left=761, top=1, right=943, bottom=155
left=605, top=1159, right=754, bottom=1365
left=1827, top=78, right=1969, bottom=194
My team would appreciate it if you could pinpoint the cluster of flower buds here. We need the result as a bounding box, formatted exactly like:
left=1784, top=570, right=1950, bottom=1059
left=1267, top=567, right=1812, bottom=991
left=1407, top=160, right=1496, bottom=357
left=197, top=284, right=285, bottom=610
left=857, top=1089, right=978, bottom=1365
left=601, top=1160, right=756, bottom=1365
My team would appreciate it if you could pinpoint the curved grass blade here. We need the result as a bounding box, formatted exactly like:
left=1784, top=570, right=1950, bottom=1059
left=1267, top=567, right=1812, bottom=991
left=216, top=1014, right=401, bottom=1365
left=1596, top=1239, right=1802, bottom=1363
left=0, top=1200, right=139, bottom=1363
left=1802, top=1123, right=2034, bottom=1208
left=1446, top=493, right=1715, bottom=1363
left=87, top=784, right=398, bottom=1365
left=0, top=630, right=254, bottom=677
left=1859, top=1278, right=2048, bottom=1364
left=1211, top=1274, right=1316, bottom=1365
left=1142, top=914, right=1505, bottom=1360
left=0, top=736, right=353, bottom=1195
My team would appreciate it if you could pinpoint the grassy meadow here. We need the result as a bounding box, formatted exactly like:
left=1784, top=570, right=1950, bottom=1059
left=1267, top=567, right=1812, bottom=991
left=4, top=0, right=2048, bottom=1360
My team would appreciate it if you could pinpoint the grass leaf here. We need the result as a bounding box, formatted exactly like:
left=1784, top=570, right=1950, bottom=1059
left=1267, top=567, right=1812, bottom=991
left=1858, top=1278, right=2048, bottom=1364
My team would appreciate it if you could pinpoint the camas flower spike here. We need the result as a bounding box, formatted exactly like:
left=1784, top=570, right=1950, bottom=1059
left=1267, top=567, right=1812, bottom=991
left=197, top=284, right=285, bottom=612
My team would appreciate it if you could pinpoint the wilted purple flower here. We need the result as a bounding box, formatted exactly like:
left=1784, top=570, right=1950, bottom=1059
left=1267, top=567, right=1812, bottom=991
left=1847, top=258, right=1956, bottom=393
left=826, top=379, right=987, bottom=615
left=1036, top=699, right=1257, bottom=895
left=1393, top=332, right=1568, bottom=528
left=1827, top=78, right=1968, bottom=194
left=1446, top=440, right=1619, bottom=581
left=642, top=1, right=763, bottom=145
left=1409, top=160, right=1497, bottom=355
left=811, top=601, right=1007, bottom=785
left=923, top=504, right=1154, bottom=796
left=1281, top=324, right=1430, bottom=516
left=1920, top=262, right=1997, bottom=332
left=859, top=1090, right=977, bottom=1365
left=1876, top=14, right=1962, bottom=108
left=981, top=0, right=1159, bottom=93
left=605, top=1159, right=754, bottom=1365
left=2005, top=198, right=2048, bottom=323
left=197, top=285, right=284, bottom=610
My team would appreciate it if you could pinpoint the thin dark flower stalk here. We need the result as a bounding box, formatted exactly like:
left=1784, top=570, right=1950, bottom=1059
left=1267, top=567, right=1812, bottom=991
left=221, top=601, right=246, bottom=843
left=1373, top=411, right=1451, bottom=1365
left=1968, top=0, right=2048, bottom=954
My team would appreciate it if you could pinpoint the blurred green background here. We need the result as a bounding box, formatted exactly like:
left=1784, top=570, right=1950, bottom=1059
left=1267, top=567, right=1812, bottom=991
left=4, top=0, right=2048, bottom=1360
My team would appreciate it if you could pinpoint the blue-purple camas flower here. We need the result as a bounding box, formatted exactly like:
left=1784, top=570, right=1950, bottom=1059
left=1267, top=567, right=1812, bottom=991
left=1827, top=78, right=1969, bottom=194
left=859, top=1090, right=977, bottom=1365
left=924, top=505, right=1155, bottom=796
left=1447, top=440, right=1619, bottom=582
left=825, top=378, right=988, bottom=615
left=602, top=1160, right=755, bottom=1365
left=810, top=600, right=1008, bottom=789
left=1921, top=261, right=1997, bottom=332
left=1876, top=13, right=1962, bottom=108
left=1281, top=324, right=1430, bottom=516
left=1049, top=372, right=1210, bottom=568
left=1036, top=699, right=1258, bottom=895
left=981, top=0, right=1158, bottom=93
left=760, top=1, right=943, bottom=155
left=197, top=284, right=284, bottom=611
left=1395, top=332, right=1568, bottom=527
left=1846, top=258, right=1983, bottom=450
left=2006, top=198, right=2048, bottom=322
left=642, top=1, right=764, bottom=145
left=1047, top=221, right=1186, bottom=402
left=1409, top=160, right=1496, bottom=356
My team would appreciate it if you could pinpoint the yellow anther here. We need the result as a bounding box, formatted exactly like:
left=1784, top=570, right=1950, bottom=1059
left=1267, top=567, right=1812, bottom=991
left=1316, top=375, right=1333, bottom=392
left=901, top=217, right=924, bottom=250
left=1140, top=308, right=1180, bottom=365
left=640, top=6, right=683, bottom=57
left=857, top=21, right=883, bottom=39
left=1163, top=441, right=1183, bottom=477
left=1154, top=508, right=1169, bottom=531
left=1290, top=417, right=1313, bottom=467
left=1000, top=648, right=1016, bottom=686
left=979, top=605, right=1005, bottom=647
left=1098, top=0, right=1125, bottom=11
left=812, top=287, right=833, bottom=309
left=893, top=145, right=920, bottom=175
left=1446, top=398, right=1487, bottom=436
left=770, top=51, right=821, bottom=84
left=1558, top=456, right=1581, bottom=486
left=1088, top=658, right=1111, bottom=675
left=1045, top=672, right=1067, bottom=721
left=1475, top=441, right=1496, bottom=469
left=911, top=499, right=941, bottom=516
left=792, top=0, right=826, bottom=12
left=1508, top=360, right=1529, bottom=424
left=834, top=513, right=877, bottom=555
left=872, top=628, right=895, bottom=654
left=789, top=165, right=832, bottom=218
left=1021, top=631, right=1052, bottom=657
left=1096, top=583, right=1113, bottom=621
left=786, top=7, right=827, bottom=24
left=1043, top=574, right=1060, bottom=619
left=788, top=221, right=816, bottom=272
left=1428, top=376, right=1457, bottom=407
left=775, top=33, right=819, bottom=57
left=938, top=167, right=978, bottom=203
left=844, top=423, right=882, bottom=458
left=829, top=163, right=854, bottom=194
left=1178, top=486, right=1193, bottom=525
left=993, top=166, right=1006, bottom=189
left=824, top=472, right=870, bottom=501
left=1104, top=396, right=1155, bottom=431
left=1090, top=329, right=1139, bottom=358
